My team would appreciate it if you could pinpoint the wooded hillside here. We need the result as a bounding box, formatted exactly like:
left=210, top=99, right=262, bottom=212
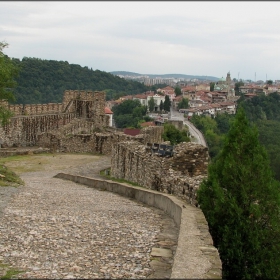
left=191, top=92, right=280, bottom=181
left=11, top=57, right=148, bottom=104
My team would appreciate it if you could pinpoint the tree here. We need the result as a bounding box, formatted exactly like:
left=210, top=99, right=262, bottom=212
left=198, top=108, right=280, bottom=279
left=159, top=100, right=164, bottom=112
left=112, top=99, right=141, bottom=116
left=9, top=57, right=149, bottom=104
left=112, top=99, right=147, bottom=128
left=0, top=42, right=18, bottom=125
left=163, top=95, right=171, bottom=112
left=210, top=82, right=215, bottom=92
left=267, top=80, right=273, bottom=85
left=234, top=81, right=244, bottom=95
left=177, top=97, right=189, bottom=109
left=162, top=123, right=190, bottom=145
left=175, top=86, right=182, bottom=96
left=215, top=112, right=234, bottom=134
left=148, top=97, right=155, bottom=112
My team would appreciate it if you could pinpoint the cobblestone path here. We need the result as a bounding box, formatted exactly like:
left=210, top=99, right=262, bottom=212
left=0, top=155, right=178, bottom=279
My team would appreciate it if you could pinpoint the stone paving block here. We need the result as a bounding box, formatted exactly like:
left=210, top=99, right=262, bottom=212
left=151, top=247, right=173, bottom=258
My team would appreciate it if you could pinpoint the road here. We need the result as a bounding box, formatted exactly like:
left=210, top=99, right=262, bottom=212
left=169, top=106, right=207, bottom=147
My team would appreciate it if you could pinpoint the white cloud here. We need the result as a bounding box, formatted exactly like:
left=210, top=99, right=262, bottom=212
left=1, top=1, right=280, bottom=80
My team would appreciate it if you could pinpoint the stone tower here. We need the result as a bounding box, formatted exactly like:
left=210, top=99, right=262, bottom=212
left=226, top=72, right=235, bottom=99
left=226, top=72, right=231, bottom=86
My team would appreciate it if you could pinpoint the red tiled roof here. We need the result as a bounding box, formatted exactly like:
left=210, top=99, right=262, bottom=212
left=123, top=128, right=141, bottom=136
left=173, top=95, right=183, bottom=101
left=244, top=93, right=257, bottom=96
left=140, top=122, right=155, bottom=127
left=105, top=107, right=113, bottom=114
left=161, top=86, right=174, bottom=91
left=134, top=94, right=147, bottom=99
left=120, top=95, right=133, bottom=100
left=181, top=86, right=195, bottom=91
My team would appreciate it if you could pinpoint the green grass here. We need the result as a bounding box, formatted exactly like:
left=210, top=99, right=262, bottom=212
left=100, top=169, right=142, bottom=187
left=0, top=165, right=24, bottom=187
left=0, top=153, right=55, bottom=185
left=0, top=262, right=24, bottom=280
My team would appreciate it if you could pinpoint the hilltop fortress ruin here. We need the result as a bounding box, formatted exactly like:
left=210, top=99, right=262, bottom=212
left=0, top=90, right=221, bottom=277
left=0, top=90, right=209, bottom=205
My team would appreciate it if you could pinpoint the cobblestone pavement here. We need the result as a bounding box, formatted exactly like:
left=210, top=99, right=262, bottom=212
left=0, top=155, right=178, bottom=279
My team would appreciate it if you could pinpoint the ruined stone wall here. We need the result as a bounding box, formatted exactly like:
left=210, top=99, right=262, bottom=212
left=0, top=113, right=76, bottom=147
left=37, top=124, right=163, bottom=155
left=6, top=103, right=63, bottom=116
left=2, top=90, right=106, bottom=117
left=172, top=143, right=209, bottom=176
left=63, top=91, right=107, bottom=126
left=167, top=120, right=184, bottom=130
left=111, top=141, right=209, bottom=205
left=0, top=90, right=107, bottom=147
left=140, top=126, right=164, bottom=144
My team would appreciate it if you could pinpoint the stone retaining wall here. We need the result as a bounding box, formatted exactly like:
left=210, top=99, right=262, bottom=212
left=54, top=173, right=222, bottom=279
left=111, top=141, right=209, bottom=205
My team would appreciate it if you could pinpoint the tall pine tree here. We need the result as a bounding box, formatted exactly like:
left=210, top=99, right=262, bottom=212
left=198, top=108, right=280, bottom=279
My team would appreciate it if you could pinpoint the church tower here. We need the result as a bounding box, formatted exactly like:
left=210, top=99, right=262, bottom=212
left=226, top=72, right=231, bottom=86
left=226, top=72, right=235, bottom=99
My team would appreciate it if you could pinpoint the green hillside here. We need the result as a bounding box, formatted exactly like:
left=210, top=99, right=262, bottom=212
left=11, top=57, right=148, bottom=104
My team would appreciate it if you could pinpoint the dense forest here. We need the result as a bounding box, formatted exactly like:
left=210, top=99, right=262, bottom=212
left=191, top=92, right=280, bottom=181
left=10, top=57, right=149, bottom=104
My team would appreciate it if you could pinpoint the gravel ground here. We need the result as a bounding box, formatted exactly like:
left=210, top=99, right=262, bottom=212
left=0, top=154, right=178, bottom=279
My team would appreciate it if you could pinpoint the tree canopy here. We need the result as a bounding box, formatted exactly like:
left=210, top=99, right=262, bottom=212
left=148, top=97, right=155, bottom=112
left=234, top=81, right=244, bottom=95
left=0, top=42, right=18, bottom=102
left=240, top=92, right=280, bottom=122
left=198, top=108, right=280, bottom=279
left=0, top=42, right=18, bottom=125
left=112, top=99, right=147, bottom=128
left=191, top=92, right=280, bottom=182
left=174, top=86, right=182, bottom=96
left=159, top=100, right=164, bottom=111
left=163, top=95, right=171, bottom=112
left=267, top=80, right=273, bottom=85
left=10, top=57, right=149, bottom=104
left=177, top=97, right=189, bottom=109
left=162, top=122, right=190, bottom=145
left=210, top=82, right=215, bottom=92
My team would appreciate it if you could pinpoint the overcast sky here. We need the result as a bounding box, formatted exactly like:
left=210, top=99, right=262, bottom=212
left=1, top=1, right=280, bottom=81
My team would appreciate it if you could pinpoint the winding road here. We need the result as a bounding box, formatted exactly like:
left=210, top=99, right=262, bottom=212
left=169, top=107, right=207, bottom=147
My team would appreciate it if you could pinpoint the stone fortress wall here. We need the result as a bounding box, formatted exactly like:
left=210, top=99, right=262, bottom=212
left=111, top=141, right=209, bottom=206
left=0, top=91, right=109, bottom=147
left=37, top=122, right=164, bottom=155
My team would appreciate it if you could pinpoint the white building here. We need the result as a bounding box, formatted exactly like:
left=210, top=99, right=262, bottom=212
left=105, top=107, right=113, bottom=127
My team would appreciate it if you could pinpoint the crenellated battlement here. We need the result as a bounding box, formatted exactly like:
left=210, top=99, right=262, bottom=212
left=3, top=90, right=106, bottom=117
left=0, top=90, right=107, bottom=147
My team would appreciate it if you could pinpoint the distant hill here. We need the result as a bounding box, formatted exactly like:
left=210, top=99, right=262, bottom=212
left=10, top=58, right=148, bottom=104
left=110, top=71, right=219, bottom=81
left=110, top=71, right=144, bottom=77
